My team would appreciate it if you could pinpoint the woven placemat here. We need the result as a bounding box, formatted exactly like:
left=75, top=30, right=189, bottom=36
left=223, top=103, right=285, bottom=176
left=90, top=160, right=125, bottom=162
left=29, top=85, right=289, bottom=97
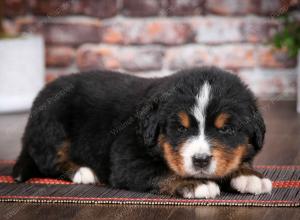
left=0, top=161, right=299, bottom=207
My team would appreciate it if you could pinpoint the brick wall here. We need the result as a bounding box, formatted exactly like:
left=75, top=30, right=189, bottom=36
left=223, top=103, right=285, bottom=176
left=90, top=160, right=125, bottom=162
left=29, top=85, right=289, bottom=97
left=3, top=0, right=299, bottom=99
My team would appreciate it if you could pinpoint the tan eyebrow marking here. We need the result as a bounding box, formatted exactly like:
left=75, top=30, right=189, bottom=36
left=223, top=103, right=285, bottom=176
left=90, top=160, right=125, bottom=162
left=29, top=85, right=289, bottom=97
left=178, top=111, right=190, bottom=128
left=215, top=113, right=230, bottom=129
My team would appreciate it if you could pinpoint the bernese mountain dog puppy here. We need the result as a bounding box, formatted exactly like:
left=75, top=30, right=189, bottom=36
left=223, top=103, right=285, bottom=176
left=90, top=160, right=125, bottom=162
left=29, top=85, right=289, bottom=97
left=13, top=67, right=272, bottom=198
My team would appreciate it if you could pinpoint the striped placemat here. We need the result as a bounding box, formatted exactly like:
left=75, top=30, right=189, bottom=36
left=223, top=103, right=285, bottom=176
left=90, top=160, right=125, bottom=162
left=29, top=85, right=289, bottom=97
left=0, top=161, right=299, bottom=207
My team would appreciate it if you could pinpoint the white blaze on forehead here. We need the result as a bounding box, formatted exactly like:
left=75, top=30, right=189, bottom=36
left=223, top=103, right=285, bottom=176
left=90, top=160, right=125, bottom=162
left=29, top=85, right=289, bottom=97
left=181, top=82, right=214, bottom=176
left=193, top=82, right=211, bottom=136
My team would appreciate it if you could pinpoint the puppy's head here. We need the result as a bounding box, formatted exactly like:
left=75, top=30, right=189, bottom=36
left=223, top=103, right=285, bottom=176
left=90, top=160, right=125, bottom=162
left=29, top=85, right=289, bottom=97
left=139, top=67, right=265, bottom=178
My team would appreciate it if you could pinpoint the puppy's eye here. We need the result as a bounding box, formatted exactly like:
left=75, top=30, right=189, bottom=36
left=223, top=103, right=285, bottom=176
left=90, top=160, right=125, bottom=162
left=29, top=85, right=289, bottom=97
left=219, top=125, right=235, bottom=135
left=177, top=125, right=188, bottom=133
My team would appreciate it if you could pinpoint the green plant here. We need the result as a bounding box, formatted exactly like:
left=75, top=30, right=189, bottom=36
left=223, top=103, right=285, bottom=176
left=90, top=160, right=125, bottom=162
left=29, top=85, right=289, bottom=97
left=273, top=13, right=300, bottom=58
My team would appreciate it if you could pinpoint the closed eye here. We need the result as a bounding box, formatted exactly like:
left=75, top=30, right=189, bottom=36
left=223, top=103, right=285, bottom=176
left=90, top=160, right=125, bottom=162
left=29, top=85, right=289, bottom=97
left=218, top=125, right=236, bottom=135
left=177, top=124, right=188, bottom=133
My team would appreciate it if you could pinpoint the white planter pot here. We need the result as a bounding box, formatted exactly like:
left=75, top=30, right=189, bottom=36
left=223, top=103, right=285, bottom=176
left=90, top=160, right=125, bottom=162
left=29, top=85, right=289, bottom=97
left=0, top=35, right=45, bottom=113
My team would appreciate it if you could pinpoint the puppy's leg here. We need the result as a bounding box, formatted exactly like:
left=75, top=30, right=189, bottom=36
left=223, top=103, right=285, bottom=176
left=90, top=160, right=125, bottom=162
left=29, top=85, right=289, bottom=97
left=72, top=167, right=98, bottom=184
left=13, top=147, right=41, bottom=182
left=158, top=175, right=220, bottom=199
left=229, top=165, right=272, bottom=195
left=56, top=141, right=98, bottom=184
left=58, top=161, right=98, bottom=184
left=110, top=160, right=220, bottom=198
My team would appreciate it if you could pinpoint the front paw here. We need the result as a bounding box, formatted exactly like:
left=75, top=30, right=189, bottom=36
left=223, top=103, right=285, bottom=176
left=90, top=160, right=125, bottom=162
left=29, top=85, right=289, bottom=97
left=230, top=175, right=272, bottom=195
left=179, top=181, right=220, bottom=199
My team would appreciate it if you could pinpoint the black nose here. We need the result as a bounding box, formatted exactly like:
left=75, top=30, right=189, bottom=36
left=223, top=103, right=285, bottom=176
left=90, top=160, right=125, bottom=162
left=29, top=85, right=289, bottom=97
left=192, top=154, right=212, bottom=169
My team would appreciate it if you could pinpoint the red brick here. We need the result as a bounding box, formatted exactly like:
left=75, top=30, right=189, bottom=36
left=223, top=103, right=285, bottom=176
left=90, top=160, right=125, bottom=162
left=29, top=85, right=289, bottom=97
left=46, top=46, right=75, bottom=67
left=190, top=17, right=243, bottom=44
left=4, top=0, right=28, bottom=17
left=31, top=0, right=118, bottom=18
left=30, top=0, right=74, bottom=16
left=100, top=24, right=124, bottom=44
left=166, top=45, right=256, bottom=70
left=241, top=17, right=281, bottom=43
left=16, top=17, right=102, bottom=45
left=120, top=47, right=164, bottom=72
left=206, top=0, right=293, bottom=16
left=76, top=45, right=164, bottom=72
left=101, top=19, right=194, bottom=45
left=214, top=45, right=256, bottom=69
left=260, top=0, right=291, bottom=16
left=206, top=0, right=259, bottom=15
left=165, top=0, right=204, bottom=16
left=190, top=17, right=281, bottom=44
left=42, top=18, right=101, bottom=45
left=166, top=46, right=206, bottom=70
left=76, top=45, right=119, bottom=71
left=257, top=46, right=297, bottom=68
left=79, top=0, right=118, bottom=18
left=123, top=0, right=162, bottom=17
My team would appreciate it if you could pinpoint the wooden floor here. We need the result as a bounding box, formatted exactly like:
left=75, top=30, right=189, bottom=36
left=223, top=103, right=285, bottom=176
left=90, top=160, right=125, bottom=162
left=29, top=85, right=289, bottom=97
left=0, top=101, right=299, bottom=220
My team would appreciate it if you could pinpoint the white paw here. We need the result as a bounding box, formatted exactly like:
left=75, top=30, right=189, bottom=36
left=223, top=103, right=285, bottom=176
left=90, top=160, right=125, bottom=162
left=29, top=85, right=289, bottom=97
left=72, top=167, right=98, bottom=184
left=231, top=175, right=272, bottom=195
left=182, top=181, right=220, bottom=199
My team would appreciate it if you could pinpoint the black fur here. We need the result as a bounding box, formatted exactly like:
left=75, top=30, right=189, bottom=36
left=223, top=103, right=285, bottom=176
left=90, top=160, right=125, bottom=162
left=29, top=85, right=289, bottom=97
left=13, top=67, right=265, bottom=195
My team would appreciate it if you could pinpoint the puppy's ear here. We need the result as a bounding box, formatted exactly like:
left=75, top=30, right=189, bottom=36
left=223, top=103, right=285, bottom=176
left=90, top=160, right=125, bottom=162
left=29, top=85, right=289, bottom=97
left=137, top=96, right=160, bottom=147
left=249, top=108, right=266, bottom=151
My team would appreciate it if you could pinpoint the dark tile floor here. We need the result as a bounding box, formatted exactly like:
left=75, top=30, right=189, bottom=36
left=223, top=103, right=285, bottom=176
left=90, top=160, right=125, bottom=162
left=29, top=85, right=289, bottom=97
left=0, top=101, right=299, bottom=219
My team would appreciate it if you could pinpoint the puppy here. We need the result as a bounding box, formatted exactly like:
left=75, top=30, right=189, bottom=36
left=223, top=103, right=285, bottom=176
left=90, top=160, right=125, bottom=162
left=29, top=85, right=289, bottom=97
left=13, top=67, right=272, bottom=198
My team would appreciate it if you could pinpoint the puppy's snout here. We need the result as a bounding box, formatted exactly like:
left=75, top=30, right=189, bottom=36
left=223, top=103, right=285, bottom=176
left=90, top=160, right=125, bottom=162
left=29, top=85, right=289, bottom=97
left=192, top=154, right=212, bottom=169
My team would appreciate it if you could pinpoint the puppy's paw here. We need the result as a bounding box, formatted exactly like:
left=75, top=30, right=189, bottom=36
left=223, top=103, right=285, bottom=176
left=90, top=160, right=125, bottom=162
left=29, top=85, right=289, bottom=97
left=72, top=167, right=98, bottom=184
left=230, top=175, right=272, bottom=195
left=180, top=181, right=220, bottom=199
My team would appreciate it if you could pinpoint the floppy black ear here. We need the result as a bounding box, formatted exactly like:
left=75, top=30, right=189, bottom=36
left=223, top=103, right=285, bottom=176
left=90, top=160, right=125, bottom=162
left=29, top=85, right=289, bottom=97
left=137, top=96, right=160, bottom=147
left=249, top=109, right=266, bottom=151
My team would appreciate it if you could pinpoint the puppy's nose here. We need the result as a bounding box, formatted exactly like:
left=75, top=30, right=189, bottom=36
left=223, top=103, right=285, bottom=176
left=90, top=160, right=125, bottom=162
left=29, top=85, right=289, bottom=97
left=192, top=154, right=212, bottom=169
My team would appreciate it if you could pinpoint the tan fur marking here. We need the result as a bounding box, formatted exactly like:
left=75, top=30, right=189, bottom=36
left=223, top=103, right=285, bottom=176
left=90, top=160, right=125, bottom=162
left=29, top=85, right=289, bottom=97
left=214, top=113, right=230, bottom=129
left=158, top=174, right=205, bottom=196
left=212, top=143, right=246, bottom=177
left=158, top=175, right=182, bottom=195
left=57, top=140, right=79, bottom=176
left=178, top=111, right=190, bottom=128
left=231, top=164, right=264, bottom=178
left=159, top=135, right=185, bottom=176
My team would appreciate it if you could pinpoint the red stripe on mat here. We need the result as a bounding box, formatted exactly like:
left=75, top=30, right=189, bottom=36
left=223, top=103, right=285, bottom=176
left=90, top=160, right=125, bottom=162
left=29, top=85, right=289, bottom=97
left=0, top=176, right=73, bottom=185
left=254, top=165, right=300, bottom=169
left=0, top=176, right=299, bottom=188
left=273, top=181, right=300, bottom=188
left=0, top=195, right=297, bottom=205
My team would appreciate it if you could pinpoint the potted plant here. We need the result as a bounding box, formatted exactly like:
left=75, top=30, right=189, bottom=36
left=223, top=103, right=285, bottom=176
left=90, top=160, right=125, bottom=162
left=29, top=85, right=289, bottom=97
left=0, top=1, right=45, bottom=113
left=272, top=12, right=300, bottom=113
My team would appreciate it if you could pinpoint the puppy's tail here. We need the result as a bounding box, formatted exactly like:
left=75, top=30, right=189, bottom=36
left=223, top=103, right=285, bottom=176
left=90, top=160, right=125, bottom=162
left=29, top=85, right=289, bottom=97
left=12, top=147, right=40, bottom=182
